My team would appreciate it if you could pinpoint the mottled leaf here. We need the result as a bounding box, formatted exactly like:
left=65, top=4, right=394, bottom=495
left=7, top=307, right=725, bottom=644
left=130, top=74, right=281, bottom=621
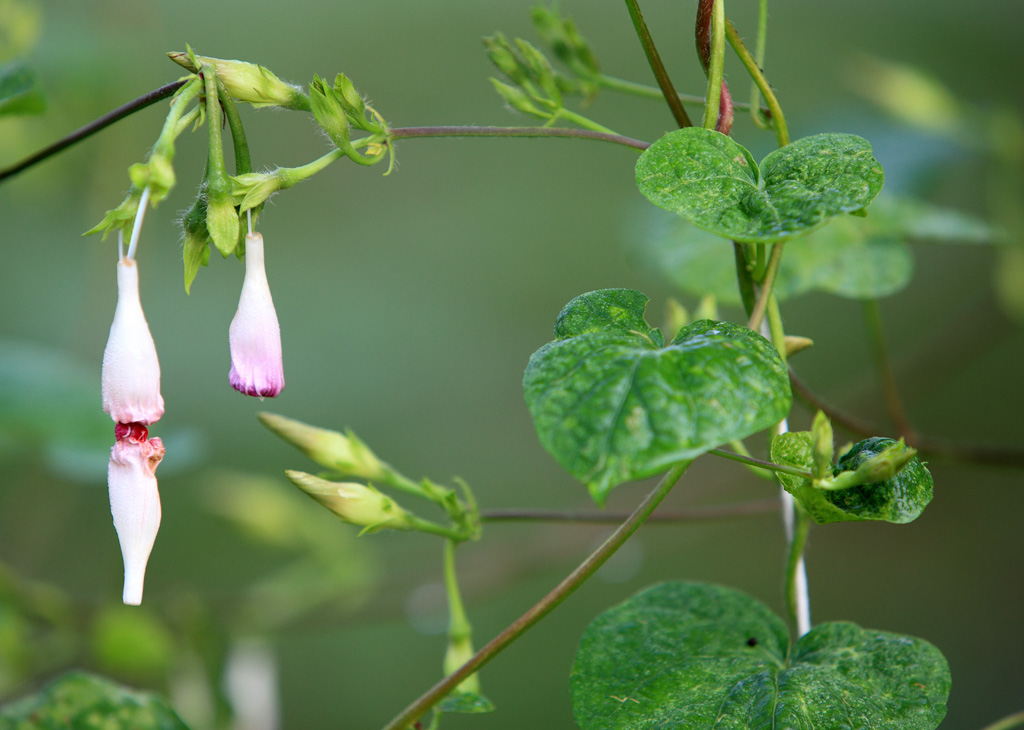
left=523, top=289, right=789, bottom=505
left=635, top=128, right=884, bottom=243
left=572, top=582, right=950, bottom=730
left=772, top=433, right=934, bottom=524
left=0, top=672, right=189, bottom=729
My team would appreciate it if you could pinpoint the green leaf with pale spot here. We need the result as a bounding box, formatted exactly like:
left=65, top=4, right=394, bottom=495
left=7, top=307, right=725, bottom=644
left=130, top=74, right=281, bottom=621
left=523, top=289, right=790, bottom=505
left=0, top=672, right=189, bottom=729
left=635, top=128, right=884, bottom=243
left=772, top=433, right=934, bottom=524
left=571, top=582, right=950, bottom=730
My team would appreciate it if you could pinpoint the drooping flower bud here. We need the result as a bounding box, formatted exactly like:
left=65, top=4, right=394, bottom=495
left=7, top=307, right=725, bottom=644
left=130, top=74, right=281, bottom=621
left=229, top=232, right=284, bottom=397
left=286, top=471, right=414, bottom=534
left=258, top=413, right=389, bottom=481
left=108, top=430, right=165, bottom=605
left=166, top=52, right=310, bottom=111
left=102, top=259, right=165, bottom=425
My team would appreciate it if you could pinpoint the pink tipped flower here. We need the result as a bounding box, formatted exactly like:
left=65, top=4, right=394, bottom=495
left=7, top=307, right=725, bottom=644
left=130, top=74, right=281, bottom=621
left=108, top=425, right=165, bottom=605
left=229, top=232, right=284, bottom=397
left=102, top=259, right=165, bottom=424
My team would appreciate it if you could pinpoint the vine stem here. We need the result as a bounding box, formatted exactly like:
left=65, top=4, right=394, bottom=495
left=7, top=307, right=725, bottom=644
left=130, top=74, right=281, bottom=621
left=0, top=80, right=186, bottom=183
left=785, top=503, right=812, bottom=636
left=479, top=497, right=778, bottom=524
left=725, top=18, right=788, bottom=146
left=623, top=0, right=693, bottom=128
left=379, top=461, right=692, bottom=730
left=700, top=0, right=726, bottom=130
left=707, top=447, right=811, bottom=479
left=749, top=0, right=770, bottom=128
left=747, top=241, right=785, bottom=331
left=598, top=74, right=769, bottom=115
left=387, top=126, right=649, bottom=150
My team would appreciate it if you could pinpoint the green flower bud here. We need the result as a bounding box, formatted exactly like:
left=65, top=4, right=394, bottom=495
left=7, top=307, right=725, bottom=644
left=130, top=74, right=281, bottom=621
left=489, top=79, right=549, bottom=120
left=332, top=73, right=366, bottom=119
left=259, top=413, right=389, bottom=482
left=483, top=33, right=528, bottom=85
left=514, top=39, right=561, bottom=105
left=309, top=75, right=352, bottom=151
left=286, top=471, right=412, bottom=534
left=810, top=411, right=834, bottom=480
left=168, top=52, right=310, bottom=111
left=820, top=438, right=918, bottom=492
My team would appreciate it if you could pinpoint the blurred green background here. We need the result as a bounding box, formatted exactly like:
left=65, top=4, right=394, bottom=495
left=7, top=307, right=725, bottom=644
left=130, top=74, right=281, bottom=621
left=1, top=0, right=1022, bottom=728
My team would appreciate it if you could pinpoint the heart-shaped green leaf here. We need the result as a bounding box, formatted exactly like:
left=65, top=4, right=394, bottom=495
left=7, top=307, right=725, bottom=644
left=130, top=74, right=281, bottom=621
left=523, top=289, right=790, bottom=505
left=0, top=672, right=190, bottom=729
left=772, top=433, right=934, bottom=524
left=635, top=128, right=884, bottom=243
left=572, top=582, right=950, bottom=730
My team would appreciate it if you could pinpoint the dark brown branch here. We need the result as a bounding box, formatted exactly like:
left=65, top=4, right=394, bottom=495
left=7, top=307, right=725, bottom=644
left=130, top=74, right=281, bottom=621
left=0, top=80, right=187, bottom=183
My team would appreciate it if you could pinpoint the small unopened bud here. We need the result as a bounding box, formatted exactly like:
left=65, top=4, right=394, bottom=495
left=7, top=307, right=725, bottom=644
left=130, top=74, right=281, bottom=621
left=102, top=259, right=165, bottom=425
left=821, top=437, right=918, bottom=492
left=309, top=75, right=352, bottom=151
left=286, top=471, right=413, bottom=533
left=167, top=52, right=310, bottom=111
left=108, top=431, right=165, bottom=605
left=258, top=413, right=388, bottom=481
left=810, top=411, right=834, bottom=480
left=489, top=79, right=548, bottom=119
left=229, top=232, right=285, bottom=398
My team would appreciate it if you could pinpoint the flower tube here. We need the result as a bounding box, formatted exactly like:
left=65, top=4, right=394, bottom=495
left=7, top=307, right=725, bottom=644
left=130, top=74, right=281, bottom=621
left=229, top=232, right=285, bottom=397
left=108, top=427, right=165, bottom=605
left=101, top=258, right=164, bottom=424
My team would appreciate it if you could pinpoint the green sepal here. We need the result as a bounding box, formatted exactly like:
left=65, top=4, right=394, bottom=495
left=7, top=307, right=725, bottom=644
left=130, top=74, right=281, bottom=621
left=772, top=433, right=934, bottom=524
left=83, top=187, right=143, bottom=240
left=572, top=582, right=950, bottom=730
left=636, top=128, right=885, bottom=244
left=531, top=5, right=601, bottom=90
left=524, top=289, right=790, bottom=506
left=181, top=192, right=211, bottom=293
left=205, top=190, right=240, bottom=257
left=490, top=78, right=550, bottom=119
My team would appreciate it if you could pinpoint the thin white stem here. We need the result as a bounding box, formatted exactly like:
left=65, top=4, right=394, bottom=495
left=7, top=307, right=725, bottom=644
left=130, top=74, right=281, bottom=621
left=126, top=186, right=151, bottom=260
left=117, top=229, right=125, bottom=261
left=247, top=207, right=253, bottom=235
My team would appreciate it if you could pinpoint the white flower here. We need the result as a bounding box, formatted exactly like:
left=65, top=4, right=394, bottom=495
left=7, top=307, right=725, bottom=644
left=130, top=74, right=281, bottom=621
left=229, top=232, right=285, bottom=397
left=101, top=258, right=164, bottom=424
left=107, top=428, right=165, bottom=605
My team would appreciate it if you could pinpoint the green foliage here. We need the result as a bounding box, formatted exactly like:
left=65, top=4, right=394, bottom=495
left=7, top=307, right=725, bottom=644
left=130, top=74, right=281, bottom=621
left=0, top=672, right=190, bottom=730
left=635, top=128, right=884, bottom=243
left=638, top=194, right=1001, bottom=303
left=571, top=582, right=950, bottom=730
left=772, top=433, right=934, bottom=524
left=90, top=606, right=175, bottom=681
left=0, top=61, right=44, bottom=116
left=523, top=289, right=790, bottom=505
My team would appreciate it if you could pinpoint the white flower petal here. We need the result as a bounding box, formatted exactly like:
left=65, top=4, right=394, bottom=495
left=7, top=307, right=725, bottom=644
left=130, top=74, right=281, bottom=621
left=108, top=435, right=164, bottom=605
left=229, top=232, right=285, bottom=397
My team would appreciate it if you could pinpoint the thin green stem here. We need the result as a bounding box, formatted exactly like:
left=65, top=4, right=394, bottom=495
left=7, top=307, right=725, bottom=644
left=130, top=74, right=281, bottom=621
left=786, top=504, right=812, bottom=635
left=767, top=293, right=788, bottom=367
left=554, top=108, right=619, bottom=135
left=978, top=710, right=1024, bottom=730
left=404, top=514, right=468, bottom=542
left=202, top=68, right=229, bottom=181
left=380, top=461, right=692, bottom=730
left=708, top=448, right=811, bottom=479
left=388, top=125, right=649, bottom=151
left=725, top=18, right=788, bottom=146
left=702, top=0, right=726, bottom=130
left=623, top=0, right=693, bottom=128
left=442, top=539, right=479, bottom=694
left=598, top=74, right=768, bottom=113
left=0, top=80, right=186, bottom=183
left=749, top=0, right=770, bottom=128
left=862, top=299, right=914, bottom=437
left=216, top=77, right=252, bottom=176
left=479, top=498, right=778, bottom=524
left=733, top=242, right=757, bottom=316
left=747, top=242, right=786, bottom=331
